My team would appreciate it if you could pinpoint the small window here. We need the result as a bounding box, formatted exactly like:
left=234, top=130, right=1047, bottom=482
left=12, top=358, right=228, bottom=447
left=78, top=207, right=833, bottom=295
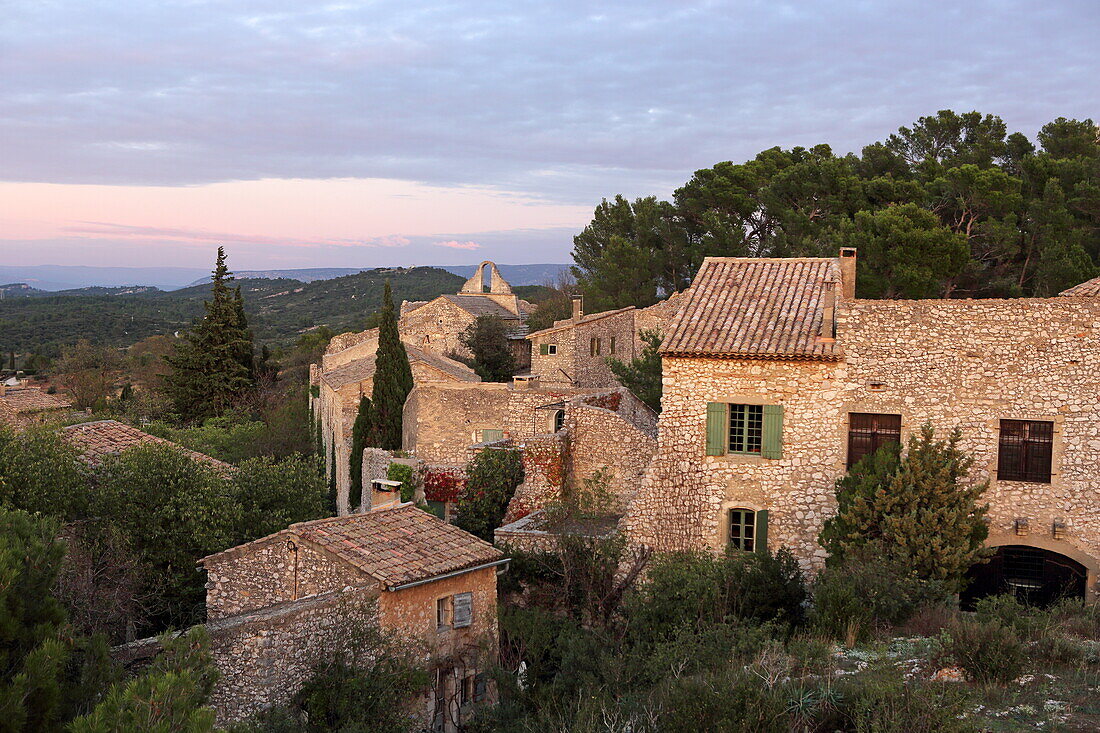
left=553, top=409, right=566, bottom=433
left=547, top=344, right=557, bottom=355
left=729, top=509, right=756, bottom=552
left=453, top=592, right=473, bottom=628
left=998, top=420, right=1053, bottom=483
left=847, top=413, right=901, bottom=468
left=609, top=336, right=616, bottom=355
left=436, top=597, right=451, bottom=630
left=478, top=429, right=504, bottom=443
left=461, top=674, right=475, bottom=705
left=728, top=404, right=764, bottom=454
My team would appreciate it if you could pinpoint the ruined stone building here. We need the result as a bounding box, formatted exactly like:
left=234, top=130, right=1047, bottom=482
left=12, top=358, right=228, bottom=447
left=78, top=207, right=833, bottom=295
left=0, top=383, right=71, bottom=427
left=624, top=249, right=1100, bottom=605
left=526, top=293, right=682, bottom=388
left=177, top=504, right=506, bottom=728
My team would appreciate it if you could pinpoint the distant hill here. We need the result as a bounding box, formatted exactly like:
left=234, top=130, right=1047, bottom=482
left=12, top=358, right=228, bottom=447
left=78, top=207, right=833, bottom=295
left=0, top=267, right=468, bottom=356
left=188, top=263, right=573, bottom=288
left=0, top=265, right=208, bottom=291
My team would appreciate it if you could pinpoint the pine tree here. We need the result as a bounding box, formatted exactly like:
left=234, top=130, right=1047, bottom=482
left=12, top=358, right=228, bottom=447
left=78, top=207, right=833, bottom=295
left=164, top=247, right=256, bottom=421
left=820, top=424, right=990, bottom=590
left=366, top=282, right=413, bottom=450
left=608, top=328, right=663, bottom=412
left=348, top=395, right=372, bottom=512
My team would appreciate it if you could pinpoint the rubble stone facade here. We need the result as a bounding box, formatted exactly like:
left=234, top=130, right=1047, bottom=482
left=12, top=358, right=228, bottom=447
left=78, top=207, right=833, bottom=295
left=624, top=255, right=1100, bottom=600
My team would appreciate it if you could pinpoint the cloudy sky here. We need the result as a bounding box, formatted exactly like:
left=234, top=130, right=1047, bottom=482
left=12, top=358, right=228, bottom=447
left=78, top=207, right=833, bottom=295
left=1, top=0, right=1096, bottom=270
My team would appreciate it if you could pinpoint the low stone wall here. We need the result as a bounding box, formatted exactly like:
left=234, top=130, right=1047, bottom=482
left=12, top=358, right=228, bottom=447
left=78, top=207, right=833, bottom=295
left=504, top=434, right=567, bottom=522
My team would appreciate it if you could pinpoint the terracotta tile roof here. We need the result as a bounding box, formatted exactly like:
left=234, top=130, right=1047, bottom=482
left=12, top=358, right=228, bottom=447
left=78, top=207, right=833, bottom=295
left=660, top=257, right=842, bottom=360
left=321, top=344, right=480, bottom=389
left=202, top=505, right=505, bottom=588
left=63, top=420, right=233, bottom=471
left=0, top=387, right=71, bottom=414
left=1060, top=275, right=1100, bottom=297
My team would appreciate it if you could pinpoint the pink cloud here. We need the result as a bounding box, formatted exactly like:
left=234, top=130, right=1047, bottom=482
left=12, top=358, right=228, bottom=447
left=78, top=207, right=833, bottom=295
left=434, top=240, right=481, bottom=250
left=61, top=221, right=410, bottom=249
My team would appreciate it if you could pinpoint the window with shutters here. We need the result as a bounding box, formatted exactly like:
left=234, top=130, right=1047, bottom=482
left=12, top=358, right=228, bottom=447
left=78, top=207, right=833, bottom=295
left=728, top=404, right=764, bottom=454
left=998, top=420, right=1054, bottom=483
left=729, top=509, right=756, bottom=551
left=436, top=597, right=451, bottom=630
left=609, top=336, right=616, bottom=354
left=539, top=343, right=557, bottom=356
left=478, top=429, right=504, bottom=443
left=706, top=402, right=783, bottom=459
left=847, top=413, right=902, bottom=468
left=453, top=592, right=473, bottom=628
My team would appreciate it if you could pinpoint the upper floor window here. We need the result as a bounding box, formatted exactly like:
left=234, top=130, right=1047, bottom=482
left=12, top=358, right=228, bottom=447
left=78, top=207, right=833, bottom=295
left=998, top=420, right=1053, bottom=483
left=539, top=343, right=557, bottom=356
left=609, top=336, right=617, bottom=355
left=590, top=337, right=602, bottom=356
left=705, top=402, right=784, bottom=459
left=847, top=413, right=901, bottom=468
left=436, top=591, right=474, bottom=631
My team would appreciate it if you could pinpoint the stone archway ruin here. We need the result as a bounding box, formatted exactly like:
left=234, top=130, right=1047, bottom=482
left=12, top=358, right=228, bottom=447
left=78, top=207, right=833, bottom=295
left=459, top=261, right=513, bottom=295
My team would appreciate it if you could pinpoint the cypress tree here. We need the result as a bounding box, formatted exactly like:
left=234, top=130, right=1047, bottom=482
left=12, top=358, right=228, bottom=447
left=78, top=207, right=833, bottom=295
left=348, top=395, right=372, bottom=512
left=366, top=282, right=413, bottom=450
left=164, top=247, right=256, bottom=421
left=327, top=442, right=337, bottom=515
left=820, top=424, right=990, bottom=590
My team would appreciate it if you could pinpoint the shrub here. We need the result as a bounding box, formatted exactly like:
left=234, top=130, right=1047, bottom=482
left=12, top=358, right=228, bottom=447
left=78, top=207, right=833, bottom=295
left=942, top=618, right=1026, bottom=683
left=456, top=447, right=524, bottom=541
left=627, top=547, right=806, bottom=642
left=973, top=594, right=1048, bottom=640
left=811, top=559, right=954, bottom=643
left=386, top=463, right=415, bottom=503
left=834, top=671, right=977, bottom=732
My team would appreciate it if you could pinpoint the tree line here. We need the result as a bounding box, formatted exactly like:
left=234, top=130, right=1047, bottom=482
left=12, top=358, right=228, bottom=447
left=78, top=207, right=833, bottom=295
left=572, top=111, right=1099, bottom=308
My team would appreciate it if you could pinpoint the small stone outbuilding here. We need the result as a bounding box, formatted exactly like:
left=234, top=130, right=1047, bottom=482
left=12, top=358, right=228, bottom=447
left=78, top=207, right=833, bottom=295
left=197, top=504, right=507, bottom=728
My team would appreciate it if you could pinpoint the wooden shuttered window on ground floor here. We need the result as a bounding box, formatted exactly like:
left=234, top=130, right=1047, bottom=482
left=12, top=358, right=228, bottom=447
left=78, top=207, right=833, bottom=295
left=728, top=508, right=769, bottom=554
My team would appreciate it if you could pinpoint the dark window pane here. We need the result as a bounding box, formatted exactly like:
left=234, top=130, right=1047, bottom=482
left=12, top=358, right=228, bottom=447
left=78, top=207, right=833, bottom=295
left=847, top=413, right=901, bottom=468
left=998, top=419, right=1053, bottom=483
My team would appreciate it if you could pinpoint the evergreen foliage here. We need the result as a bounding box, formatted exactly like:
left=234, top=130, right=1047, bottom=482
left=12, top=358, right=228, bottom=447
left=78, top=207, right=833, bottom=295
left=456, top=447, right=524, bottom=541
left=573, top=111, right=1099, bottom=306
left=165, top=248, right=256, bottom=421
left=459, top=315, right=516, bottom=382
left=348, top=395, right=372, bottom=512
left=820, top=424, right=990, bottom=590
left=607, top=328, right=663, bottom=412
left=365, top=282, right=412, bottom=450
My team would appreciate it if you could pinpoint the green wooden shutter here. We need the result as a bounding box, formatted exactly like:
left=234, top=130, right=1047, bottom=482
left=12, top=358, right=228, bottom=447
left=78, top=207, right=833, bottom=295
left=539, top=343, right=549, bottom=356
left=761, top=405, right=784, bottom=459
left=480, top=429, right=504, bottom=443
left=705, top=402, right=727, bottom=456
left=755, top=510, right=769, bottom=554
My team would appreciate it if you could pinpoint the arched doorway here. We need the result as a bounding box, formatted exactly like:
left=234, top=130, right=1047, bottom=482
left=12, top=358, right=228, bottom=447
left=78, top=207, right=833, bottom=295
left=962, top=545, right=1087, bottom=609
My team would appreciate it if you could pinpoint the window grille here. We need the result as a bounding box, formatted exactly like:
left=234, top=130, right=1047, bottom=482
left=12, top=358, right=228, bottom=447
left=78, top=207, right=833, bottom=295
left=847, top=413, right=901, bottom=468
left=998, top=420, right=1053, bottom=483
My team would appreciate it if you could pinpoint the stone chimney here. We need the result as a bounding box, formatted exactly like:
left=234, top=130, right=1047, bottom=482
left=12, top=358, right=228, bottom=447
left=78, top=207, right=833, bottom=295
left=838, top=247, right=857, bottom=299
left=571, top=295, right=583, bottom=320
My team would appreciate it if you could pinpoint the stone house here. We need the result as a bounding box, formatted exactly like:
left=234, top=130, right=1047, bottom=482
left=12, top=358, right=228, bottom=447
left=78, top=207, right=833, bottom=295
left=62, top=419, right=233, bottom=471
left=526, top=293, right=682, bottom=389
left=0, top=384, right=71, bottom=427
left=196, top=504, right=507, bottom=728
left=624, top=248, right=1100, bottom=605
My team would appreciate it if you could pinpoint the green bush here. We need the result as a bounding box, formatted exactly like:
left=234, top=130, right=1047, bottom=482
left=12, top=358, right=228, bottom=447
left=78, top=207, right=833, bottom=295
left=386, top=463, right=415, bottom=503
left=942, top=618, right=1026, bottom=683
left=811, top=559, right=954, bottom=643
left=834, top=671, right=977, bottom=732
left=627, top=547, right=806, bottom=642
left=456, top=448, right=524, bottom=541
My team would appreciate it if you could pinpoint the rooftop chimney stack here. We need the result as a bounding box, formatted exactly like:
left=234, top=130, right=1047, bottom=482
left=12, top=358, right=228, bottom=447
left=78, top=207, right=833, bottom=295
left=838, top=247, right=857, bottom=300
left=571, top=295, right=583, bottom=320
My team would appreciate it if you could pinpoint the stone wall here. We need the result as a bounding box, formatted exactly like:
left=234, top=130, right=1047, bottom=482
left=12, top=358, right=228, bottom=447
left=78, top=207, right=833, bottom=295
left=567, top=393, right=658, bottom=511
left=571, top=309, right=638, bottom=388
left=400, top=298, right=479, bottom=358
left=204, top=537, right=369, bottom=619
left=402, top=382, right=595, bottom=465
left=625, top=296, right=1100, bottom=590
left=505, top=433, right=567, bottom=522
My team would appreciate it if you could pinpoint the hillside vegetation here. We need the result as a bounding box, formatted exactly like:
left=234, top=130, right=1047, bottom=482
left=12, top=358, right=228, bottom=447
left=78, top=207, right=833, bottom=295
left=0, top=267, right=468, bottom=356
